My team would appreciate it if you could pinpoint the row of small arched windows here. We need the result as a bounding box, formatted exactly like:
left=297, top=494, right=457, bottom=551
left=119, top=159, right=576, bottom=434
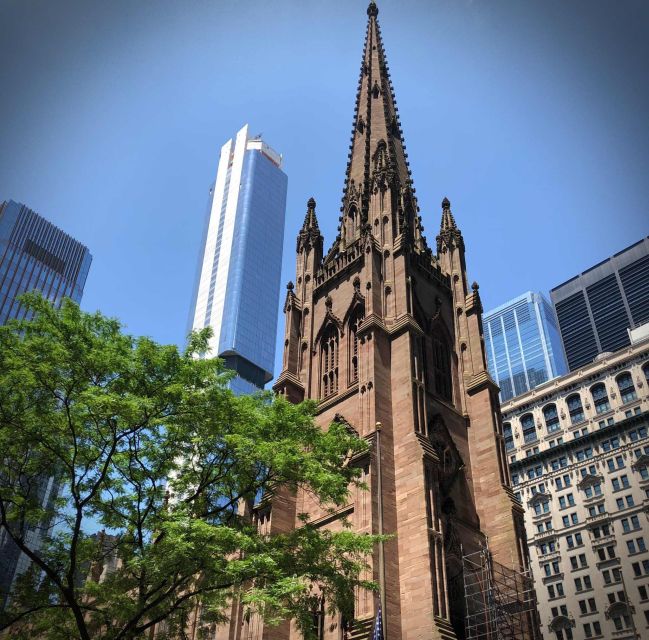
left=503, top=365, right=648, bottom=451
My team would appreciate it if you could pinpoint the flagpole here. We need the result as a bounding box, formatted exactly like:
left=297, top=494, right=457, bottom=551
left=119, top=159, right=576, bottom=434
left=376, top=422, right=386, bottom=636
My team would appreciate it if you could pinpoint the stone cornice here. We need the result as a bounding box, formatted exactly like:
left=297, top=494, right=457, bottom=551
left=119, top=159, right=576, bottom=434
left=501, top=341, right=649, bottom=414
left=510, top=410, right=648, bottom=471
left=272, top=371, right=304, bottom=393
left=465, top=370, right=499, bottom=396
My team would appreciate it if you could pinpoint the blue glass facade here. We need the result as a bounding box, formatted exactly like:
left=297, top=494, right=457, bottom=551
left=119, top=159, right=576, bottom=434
left=484, top=291, right=568, bottom=402
left=0, top=200, right=91, bottom=609
left=0, top=201, right=92, bottom=325
left=219, top=149, right=287, bottom=377
left=190, top=125, right=287, bottom=394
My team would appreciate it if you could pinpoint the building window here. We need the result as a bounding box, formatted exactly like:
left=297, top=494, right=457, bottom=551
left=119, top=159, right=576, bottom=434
left=521, top=413, right=537, bottom=444
left=348, top=306, right=364, bottom=384
left=575, top=446, right=593, bottom=461
left=607, top=455, right=625, bottom=472
left=432, top=337, right=452, bottom=401
left=544, top=403, right=560, bottom=433
left=566, top=393, right=584, bottom=425
left=503, top=422, right=514, bottom=451
left=591, top=383, right=610, bottom=414
left=601, top=437, right=620, bottom=452
left=616, top=371, right=637, bottom=404
left=320, top=325, right=339, bottom=398
left=310, top=597, right=325, bottom=639
left=583, top=483, right=602, bottom=498
left=612, top=614, right=632, bottom=631
left=629, top=426, right=648, bottom=441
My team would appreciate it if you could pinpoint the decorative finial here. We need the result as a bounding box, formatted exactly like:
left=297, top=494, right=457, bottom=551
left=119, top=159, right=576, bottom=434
left=287, top=281, right=294, bottom=291
left=307, top=197, right=316, bottom=209
left=325, top=295, right=333, bottom=310
left=442, top=197, right=451, bottom=210
left=472, top=281, right=479, bottom=292
left=367, top=1, right=378, bottom=17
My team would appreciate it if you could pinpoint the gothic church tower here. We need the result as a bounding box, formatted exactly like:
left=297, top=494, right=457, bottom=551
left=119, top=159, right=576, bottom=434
left=245, top=3, right=532, bottom=639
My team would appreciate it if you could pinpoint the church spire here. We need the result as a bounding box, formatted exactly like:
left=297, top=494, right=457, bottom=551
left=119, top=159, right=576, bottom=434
left=297, top=196, right=323, bottom=254
left=339, top=1, right=416, bottom=230
left=436, top=197, right=464, bottom=253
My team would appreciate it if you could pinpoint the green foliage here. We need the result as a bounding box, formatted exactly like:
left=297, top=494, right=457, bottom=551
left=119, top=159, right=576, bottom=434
left=0, top=293, right=379, bottom=640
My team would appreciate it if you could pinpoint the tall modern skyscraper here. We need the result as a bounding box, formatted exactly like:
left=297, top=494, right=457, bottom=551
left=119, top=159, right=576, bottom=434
left=483, top=291, right=568, bottom=402
left=551, top=237, right=649, bottom=371
left=189, top=124, right=287, bottom=394
left=0, top=199, right=92, bottom=608
left=0, top=200, right=92, bottom=324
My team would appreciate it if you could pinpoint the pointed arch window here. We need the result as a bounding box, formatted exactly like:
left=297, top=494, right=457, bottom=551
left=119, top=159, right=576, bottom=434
left=566, top=394, right=584, bottom=425
left=321, top=325, right=339, bottom=399
left=432, top=337, right=452, bottom=402
left=643, top=362, right=649, bottom=384
left=617, top=372, right=637, bottom=404
left=349, top=306, right=364, bottom=384
left=543, top=404, right=560, bottom=433
left=591, top=383, right=610, bottom=414
left=347, top=205, right=358, bottom=241
left=521, top=413, right=537, bottom=444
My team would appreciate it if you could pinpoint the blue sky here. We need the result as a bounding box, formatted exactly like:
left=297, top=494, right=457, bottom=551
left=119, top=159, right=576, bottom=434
left=1, top=0, right=647, bottom=381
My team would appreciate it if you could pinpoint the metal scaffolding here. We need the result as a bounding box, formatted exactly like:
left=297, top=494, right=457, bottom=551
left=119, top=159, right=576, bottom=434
left=463, top=546, right=539, bottom=640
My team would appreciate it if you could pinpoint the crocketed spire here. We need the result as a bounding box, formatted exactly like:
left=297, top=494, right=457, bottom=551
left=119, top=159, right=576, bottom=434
left=341, top=0, right=413, bottom=219
left=297, top=197, right=323, bottom=252
left=436, top=197, right=464, bottom=253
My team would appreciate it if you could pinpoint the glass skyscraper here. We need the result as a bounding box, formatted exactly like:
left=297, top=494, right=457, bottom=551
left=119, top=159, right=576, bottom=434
left=189, top=124, right=287, bottom=394
left=0, top=200, right=92, bottom=323
left=0, top=200, right=92, bottom=608
left=550, top=236, right=649, bottom=371
left=483, top=291, right=568, bottom=402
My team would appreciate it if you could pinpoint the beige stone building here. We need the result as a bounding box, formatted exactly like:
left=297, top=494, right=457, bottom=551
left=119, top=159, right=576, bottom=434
left=503, top=331, right=649, bottom=640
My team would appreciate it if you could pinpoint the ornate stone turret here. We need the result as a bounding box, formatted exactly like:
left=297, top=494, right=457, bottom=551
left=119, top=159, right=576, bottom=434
left=437, top=196, right=464, bottom=253
left=297, top=197, right=322, bottom=254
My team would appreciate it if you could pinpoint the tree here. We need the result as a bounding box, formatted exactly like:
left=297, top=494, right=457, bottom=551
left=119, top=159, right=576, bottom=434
left=0, top=294, right=377, bottom=639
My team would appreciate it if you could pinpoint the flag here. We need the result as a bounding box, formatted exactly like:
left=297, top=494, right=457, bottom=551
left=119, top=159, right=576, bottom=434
left=372, top=602, right=384, bottom=640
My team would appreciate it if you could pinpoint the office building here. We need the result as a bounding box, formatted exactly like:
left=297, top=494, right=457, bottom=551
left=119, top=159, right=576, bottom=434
left=484, top=291, right=568, bottom=402
left=0, top=199, right=92, bottom=608
left=551, top=237, right=649, bottom=372
left=189, top=124, right=287, bottom=394
left=504, top=327, right=649, bottom=640
left=0, top=200, right=91, bottom=324
left=211, top=3, right=538, bottom=638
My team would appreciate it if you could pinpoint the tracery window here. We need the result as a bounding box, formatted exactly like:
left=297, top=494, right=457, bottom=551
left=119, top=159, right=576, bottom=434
left=321, top=325, right=339, bottom=398
left=349, top=306, right=364, bottom=384
left=348, top=205, right=358, bottom=241
left=617, top=372, right=637, bottom=404
left=432, top=337, right=452, bottom=402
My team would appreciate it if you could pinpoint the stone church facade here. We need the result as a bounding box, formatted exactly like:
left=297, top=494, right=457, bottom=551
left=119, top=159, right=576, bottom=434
left=224, top=3, right=534, bottom=639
